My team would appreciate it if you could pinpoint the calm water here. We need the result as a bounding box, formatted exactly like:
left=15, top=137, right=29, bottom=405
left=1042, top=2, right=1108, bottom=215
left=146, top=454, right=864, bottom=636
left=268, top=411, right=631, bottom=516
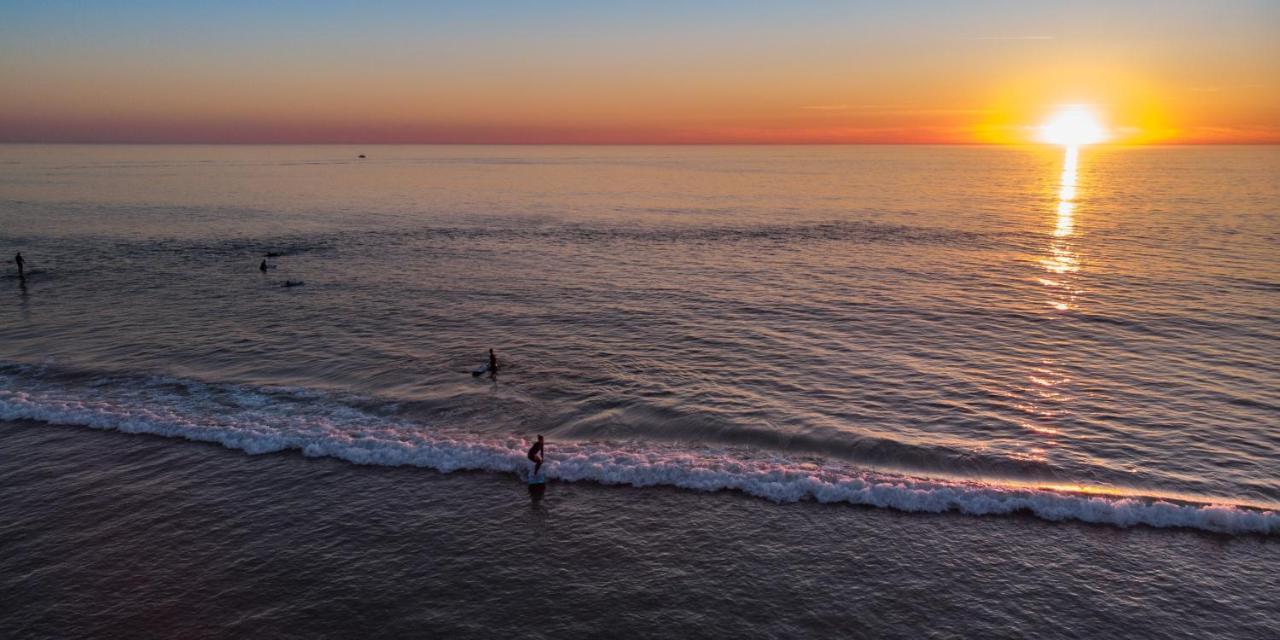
left=2, top=144, right=1278, bottom=637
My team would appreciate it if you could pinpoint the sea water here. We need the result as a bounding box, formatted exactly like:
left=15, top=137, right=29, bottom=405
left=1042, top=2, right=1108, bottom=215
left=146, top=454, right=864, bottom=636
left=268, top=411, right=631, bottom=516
left=1, top=144, right=1278, bottom=637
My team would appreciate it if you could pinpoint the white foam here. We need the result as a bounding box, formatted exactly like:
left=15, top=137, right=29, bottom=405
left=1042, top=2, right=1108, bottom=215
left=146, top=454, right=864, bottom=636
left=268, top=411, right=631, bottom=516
left=2, top=374, right=1276, bottom=536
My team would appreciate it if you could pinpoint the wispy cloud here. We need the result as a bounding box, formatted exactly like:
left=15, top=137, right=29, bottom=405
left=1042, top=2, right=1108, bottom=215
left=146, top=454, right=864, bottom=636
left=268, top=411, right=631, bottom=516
left=971, top=35, right=1054, bottom=41
left=800, top=104, right=993, bottom=115
left=1187, top=83, right=1266, bottom=93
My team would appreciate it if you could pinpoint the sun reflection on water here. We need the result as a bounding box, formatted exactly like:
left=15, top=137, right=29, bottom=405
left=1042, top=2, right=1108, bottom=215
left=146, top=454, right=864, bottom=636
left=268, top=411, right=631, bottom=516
left=1041, top=146, right=1082, bottom=305
left=1055, top=145, right=1078, bottom=236
left=1016, top=147, right=1088, bottom=445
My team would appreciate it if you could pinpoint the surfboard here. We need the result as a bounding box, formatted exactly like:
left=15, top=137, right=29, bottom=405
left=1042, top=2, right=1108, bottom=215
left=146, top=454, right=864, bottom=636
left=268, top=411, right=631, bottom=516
left=526, top=459, right=546, bottom=485
left=471, top=364, right=490, bottom=377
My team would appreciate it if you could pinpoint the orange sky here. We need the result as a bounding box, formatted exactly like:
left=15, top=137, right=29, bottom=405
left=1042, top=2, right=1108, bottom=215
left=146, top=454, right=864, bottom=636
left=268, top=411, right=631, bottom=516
left=2, top=2, right=1277, bottom=144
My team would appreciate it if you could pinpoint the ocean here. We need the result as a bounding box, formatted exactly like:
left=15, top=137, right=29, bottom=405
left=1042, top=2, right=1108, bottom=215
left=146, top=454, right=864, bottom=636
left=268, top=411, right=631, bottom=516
left=2, top=144, right=1278, bottom=638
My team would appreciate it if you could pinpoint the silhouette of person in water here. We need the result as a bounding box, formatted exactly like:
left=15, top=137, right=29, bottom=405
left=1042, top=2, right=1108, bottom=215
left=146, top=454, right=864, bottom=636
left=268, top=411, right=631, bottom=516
left=527, top=435, right=545, bottom=477
left=488, top=348, right=499, bottom=376
left=259, top=259, right=268, bottom=272
left=14, top=252, right=24, bottom=279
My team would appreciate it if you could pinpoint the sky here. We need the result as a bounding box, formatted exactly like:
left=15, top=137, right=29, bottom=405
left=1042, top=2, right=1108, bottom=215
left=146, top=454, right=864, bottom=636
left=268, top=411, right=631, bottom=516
left=1, top=0, right=1277, bottom=144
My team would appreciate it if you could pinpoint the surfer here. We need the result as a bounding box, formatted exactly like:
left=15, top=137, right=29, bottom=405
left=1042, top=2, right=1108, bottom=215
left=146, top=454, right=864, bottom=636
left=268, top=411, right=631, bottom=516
left=14, top=252, right=24, bottom=279
left=470, top=349, right=499, bottom=377
left=259, top=259, right=268, bottom=272
left=527, top=435, right=545, bottom=477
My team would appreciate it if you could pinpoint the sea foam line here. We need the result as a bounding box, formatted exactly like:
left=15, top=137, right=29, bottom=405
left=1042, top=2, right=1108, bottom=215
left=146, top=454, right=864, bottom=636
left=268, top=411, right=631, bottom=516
left=1, top=380, right=1276, bottom=536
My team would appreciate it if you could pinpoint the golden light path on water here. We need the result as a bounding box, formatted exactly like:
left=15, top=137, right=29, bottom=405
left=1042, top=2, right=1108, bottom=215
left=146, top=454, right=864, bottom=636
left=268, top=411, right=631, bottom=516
left=1056, top=145, right=1078, bottom=236
left=1044, top=144, right=1080, bottom=302
left=1012, top=145, right=1085, bottom=463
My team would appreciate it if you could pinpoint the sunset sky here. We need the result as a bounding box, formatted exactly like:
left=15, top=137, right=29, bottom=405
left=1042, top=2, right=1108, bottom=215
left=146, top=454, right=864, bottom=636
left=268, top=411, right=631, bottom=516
left=2, top=0, right=1277, bottom=144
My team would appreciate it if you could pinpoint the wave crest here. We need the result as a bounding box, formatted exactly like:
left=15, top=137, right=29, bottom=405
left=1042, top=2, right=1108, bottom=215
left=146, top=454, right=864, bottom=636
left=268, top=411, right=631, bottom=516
left=1, top=368, right=1275, bottom=536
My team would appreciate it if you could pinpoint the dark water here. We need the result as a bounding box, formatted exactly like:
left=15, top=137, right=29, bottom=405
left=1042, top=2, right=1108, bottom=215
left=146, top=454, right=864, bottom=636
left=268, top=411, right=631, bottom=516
left=2, top=145, right=1279, bottom=637
left=2, top=420, right=1276, bottom=640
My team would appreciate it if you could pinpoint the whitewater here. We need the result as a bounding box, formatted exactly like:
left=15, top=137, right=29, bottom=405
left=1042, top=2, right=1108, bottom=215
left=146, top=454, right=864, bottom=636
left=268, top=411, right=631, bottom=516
left=3, top=367, right=1274, bottom=536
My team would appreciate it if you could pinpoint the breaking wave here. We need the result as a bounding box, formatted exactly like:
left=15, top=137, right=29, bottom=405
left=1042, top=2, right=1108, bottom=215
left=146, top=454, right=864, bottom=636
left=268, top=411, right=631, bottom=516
left=1, top=367, right=1275, bottom=536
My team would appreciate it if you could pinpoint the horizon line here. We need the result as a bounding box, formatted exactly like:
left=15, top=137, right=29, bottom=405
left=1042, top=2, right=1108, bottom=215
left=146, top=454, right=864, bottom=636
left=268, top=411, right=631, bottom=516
left=3, top=141, right=1278, bottom=147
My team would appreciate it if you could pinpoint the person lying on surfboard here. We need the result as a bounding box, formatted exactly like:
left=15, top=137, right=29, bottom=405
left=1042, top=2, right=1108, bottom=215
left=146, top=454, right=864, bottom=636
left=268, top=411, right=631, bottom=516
left=527, top=435, right=544, bottom=477
left=471, top=349, right=500, bottom=377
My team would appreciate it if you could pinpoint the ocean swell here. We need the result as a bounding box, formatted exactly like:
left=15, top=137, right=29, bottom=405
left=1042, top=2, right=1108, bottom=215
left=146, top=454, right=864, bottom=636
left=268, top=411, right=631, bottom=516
left=1, top=369, right=1276, bottom=536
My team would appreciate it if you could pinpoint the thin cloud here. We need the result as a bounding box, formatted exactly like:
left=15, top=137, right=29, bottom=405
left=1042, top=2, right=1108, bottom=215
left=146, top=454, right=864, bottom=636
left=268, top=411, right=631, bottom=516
left=801, top=104, right=993, bottom=115
left=1188, top=83, right=1267, bottom=93
left=972, top=35, right=1054, bottom=40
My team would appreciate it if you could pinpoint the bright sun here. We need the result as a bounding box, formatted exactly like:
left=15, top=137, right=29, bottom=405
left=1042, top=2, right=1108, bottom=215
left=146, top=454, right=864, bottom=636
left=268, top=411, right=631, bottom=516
left=1039, top=106, right=1108, bottom=146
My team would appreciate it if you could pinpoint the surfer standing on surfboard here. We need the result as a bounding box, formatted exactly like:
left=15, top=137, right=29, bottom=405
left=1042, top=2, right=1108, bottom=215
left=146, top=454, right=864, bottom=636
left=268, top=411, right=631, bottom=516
left=527, top=435, right=544, bottom=477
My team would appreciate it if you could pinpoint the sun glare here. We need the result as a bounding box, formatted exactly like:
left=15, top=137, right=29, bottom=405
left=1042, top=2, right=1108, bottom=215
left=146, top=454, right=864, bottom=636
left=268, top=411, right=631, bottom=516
left=1039, top=106, right=1108, bottom=146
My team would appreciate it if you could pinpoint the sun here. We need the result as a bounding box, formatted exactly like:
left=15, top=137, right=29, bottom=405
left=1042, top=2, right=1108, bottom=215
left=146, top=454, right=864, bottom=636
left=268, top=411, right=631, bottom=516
left=1039, top=105, right=1108, bottom=146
